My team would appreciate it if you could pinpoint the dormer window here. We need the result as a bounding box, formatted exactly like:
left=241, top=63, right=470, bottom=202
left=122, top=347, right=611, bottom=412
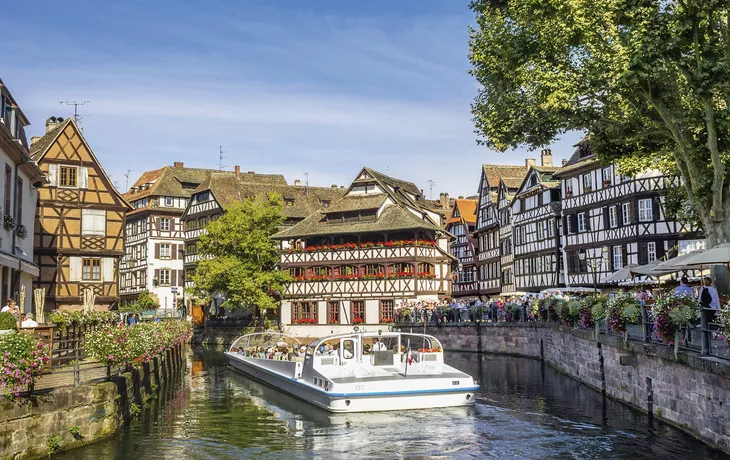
left=165, top=197, right=173, bottom=206
left=583, top=174, right=592, bottom=192
left=320, top=200, right=330, bottom=208
left=285, top=199, right=295, bottom=207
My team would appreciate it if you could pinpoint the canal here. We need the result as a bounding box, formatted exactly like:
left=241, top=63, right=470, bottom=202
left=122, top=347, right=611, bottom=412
left=58, top=347, right=728, bottom=459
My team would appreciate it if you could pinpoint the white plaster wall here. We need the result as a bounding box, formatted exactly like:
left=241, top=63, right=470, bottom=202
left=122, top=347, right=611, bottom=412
left=365, top=300, right=379, bottom=323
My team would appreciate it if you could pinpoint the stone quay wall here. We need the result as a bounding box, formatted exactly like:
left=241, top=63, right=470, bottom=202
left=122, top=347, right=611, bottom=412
left=0, top=343, right=186, bottom=459
left=397, top=322, right=730, bottom=453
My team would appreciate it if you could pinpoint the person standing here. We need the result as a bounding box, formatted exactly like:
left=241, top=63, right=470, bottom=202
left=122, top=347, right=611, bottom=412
left=698, top=277, right=721, bottom=309
left=674, top=276, right=695, bottom=297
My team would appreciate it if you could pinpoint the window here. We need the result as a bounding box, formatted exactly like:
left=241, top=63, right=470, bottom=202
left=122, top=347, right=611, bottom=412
left=613, top=246, right=623, bottom=269
left=380, top=300, right=395, bottom=322
left=583, top=173, right=593, bottom=191
left=321, top=200, right=330, bottom=208
left=648, top=242, right=657, bottom=262
left=160, top=218, right=171, bottom=231
left=160, top=243, right=171, bottom=259
left=82, top=209, right=106, bottom=236
left=352, top=300, right=365, bottom=323
left=602, top=167, right=612, bottom=186
left=3, top=164, right=10, bottom=217
left=609, top=206, right=618, bottom=228
left=60, top=166, right=77, bottom=188
left=565, top=179, right=574, bottom=196
left=82, top=258, right=101, bottom=281
left=159, top=269, right=171, bottom=286
left=536, top=221, right=544, bottom=240
left=328, top=301, right=339, bottom=324
left=185, top=243, right=198, bottom=255
left=547, top=220, right=554, bottom=238
left=638, top=198, right=653, bottom=222
left=285, top=199, right=295, bottom=207
left=165, top=197, right=173, bottom=206
left=578, top=213, right=586, bottom=233
left=622, top=203, right=630, bottom=225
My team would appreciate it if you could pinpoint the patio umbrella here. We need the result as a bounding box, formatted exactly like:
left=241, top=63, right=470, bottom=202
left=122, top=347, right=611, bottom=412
left=603, top=264, right=638, bottom=283
left=653, top=249, right=707, bottom=272
left=630, top=262, right=672, bottom=277
left=683, top=243, right=730, bottom=266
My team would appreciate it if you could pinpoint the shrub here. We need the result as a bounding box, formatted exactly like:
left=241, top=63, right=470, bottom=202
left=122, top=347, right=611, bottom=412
left=0, top=312, right=17, bottom=331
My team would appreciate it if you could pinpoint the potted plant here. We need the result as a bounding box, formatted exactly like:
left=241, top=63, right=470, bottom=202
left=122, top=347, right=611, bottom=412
left=15, top=224, right=27, bottom=239
left=652, top=294, right=699, bottom=357
left=606, top=293, right=641, bottom=342
left=3, top=215, right=14, bottom=231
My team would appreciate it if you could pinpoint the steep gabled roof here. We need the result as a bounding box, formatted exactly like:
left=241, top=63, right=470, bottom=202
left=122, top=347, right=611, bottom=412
left=554, top=139, right=599, bottom=177
left=514, top=166, right=562, bottom=199
left=29, top=118, right=72, bottom=161
left=447, top=199, right=477, bottom=225
left=482, top=164, right=528, bottom=190
left=125, top=166, right=223, bottom=202
left=358, top=167, right=421, bottom=197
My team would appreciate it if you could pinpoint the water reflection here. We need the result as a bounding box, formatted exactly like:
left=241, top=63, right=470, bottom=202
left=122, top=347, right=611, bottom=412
left=57, top=347, right=729, bottom=460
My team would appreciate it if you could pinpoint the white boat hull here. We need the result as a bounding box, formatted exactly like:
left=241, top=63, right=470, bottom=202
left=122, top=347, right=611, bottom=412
left=226, top=352, right=478, bottom=413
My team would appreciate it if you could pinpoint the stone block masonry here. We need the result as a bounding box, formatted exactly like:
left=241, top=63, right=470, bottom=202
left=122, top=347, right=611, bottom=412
left=0, top=343, right=186, bottom=460
left=399, top=323, right=730, bottom=454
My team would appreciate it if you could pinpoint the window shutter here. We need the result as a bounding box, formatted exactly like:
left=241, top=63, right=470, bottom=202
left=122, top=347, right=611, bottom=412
left=621, top=245, right=628, bottom=265
left=102, top=258, right=114, bottom=282
left=608, top=249, right=614, bottom=272
left=570, top=214, right=578, bottom=233
left=178, top=270, right=184, bottom=287
left=656, top=241, right=666, bottom=260
left=155, top=269, right=160, bottom=284
left=78, top=167, right=88, bottom=189
left=638, top=242, right=648, bottom=265
left=630, top=200, right=637, bottom=223
left=652, top=197, right=660, bottom=221
left=617, top=205, right=624, bottom=227
left=603, top=207, right=610, bottom=229
left=47, top=164, right=58, bottom=187
left=156, top=218, right=161, bottom=230
left=69, top=257, right=81, bottom=281
left=155, top=243, right=160, bottom=259
left=584, top=212, right=591, bottom=231
left=171, top=270, right=177, bottom=286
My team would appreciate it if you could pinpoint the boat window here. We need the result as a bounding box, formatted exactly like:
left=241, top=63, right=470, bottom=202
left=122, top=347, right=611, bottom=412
left=342, top=339, right=355, bottom=360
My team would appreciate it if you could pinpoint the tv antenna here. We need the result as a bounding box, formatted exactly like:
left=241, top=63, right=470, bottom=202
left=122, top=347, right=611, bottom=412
left=304, top=172, right=309, bottom=197
left=218, top=145, right=227, bottom=170
left=124, top=169, right=136, bottom=190
left=59, top=101, right=91, bottom=123
left=427, top=180, right=435, bottom=200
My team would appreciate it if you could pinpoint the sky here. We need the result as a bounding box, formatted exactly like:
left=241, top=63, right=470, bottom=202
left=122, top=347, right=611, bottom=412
left=3, top=0, right=581, bottom=198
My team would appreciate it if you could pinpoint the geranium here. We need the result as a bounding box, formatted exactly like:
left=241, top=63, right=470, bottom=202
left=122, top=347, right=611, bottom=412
left=652, top=294, right=699, bottom=344
left=353, top=317, right=364, bottom=324
left=606, top=293, right=641, bottom=334
left=417, top=272, right=436, bottom=279
left=0, top=332, right=50, bottom=396
left=379, top=317, right=394, bottom=324
left=716, top=305, right=730, bottom=349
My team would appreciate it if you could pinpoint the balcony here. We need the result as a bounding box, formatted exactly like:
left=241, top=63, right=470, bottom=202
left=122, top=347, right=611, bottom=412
left=280, top=242, right=442, bottom=266
left=286, top=277, right=444, bottom=298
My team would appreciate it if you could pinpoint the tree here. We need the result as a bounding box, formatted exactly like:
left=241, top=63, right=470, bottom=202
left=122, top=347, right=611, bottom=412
left=469, top=1, right=730, bottom=250
left=190, top=193, right=290, bottom=315
left=120, top=290, right=158, bottom=314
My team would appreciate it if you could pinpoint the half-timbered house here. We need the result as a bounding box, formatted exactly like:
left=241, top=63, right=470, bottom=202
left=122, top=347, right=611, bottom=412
left=446, top=199, right=478, bottom=298
left=120, top=162, right=228, bottom=312
left=181, top=171, right=346, bottom=315
left=511, top=156, right=563, bottom=292
left=0, top=80, right=46, bottom=313
left=555, top=141, right=704, bottom=288
left=31, top=117, right=131, bottom=311
left=472, top=162, right=530, bottom=297
left=273, top=167, right=454, bottom=335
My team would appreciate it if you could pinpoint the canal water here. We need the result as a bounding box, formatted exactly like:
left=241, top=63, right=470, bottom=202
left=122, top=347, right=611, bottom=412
left=58, top=347, right=728, bottom=459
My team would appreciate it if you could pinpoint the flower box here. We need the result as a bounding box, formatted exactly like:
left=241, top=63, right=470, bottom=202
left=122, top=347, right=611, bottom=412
left=353, top=317, right=364, bottom=324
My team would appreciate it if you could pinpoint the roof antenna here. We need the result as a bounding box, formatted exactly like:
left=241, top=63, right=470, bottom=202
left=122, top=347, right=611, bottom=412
left=59, top=101, right=90, bottom=123
left=386, top=164, right=391, bottom=174
left=124, top=169, right=135, bottom=191
left=219, top=145, right=227, bottom=171
left=304, top=172, right=309, bottom=198
left=427, top=180, right=435, bottom=200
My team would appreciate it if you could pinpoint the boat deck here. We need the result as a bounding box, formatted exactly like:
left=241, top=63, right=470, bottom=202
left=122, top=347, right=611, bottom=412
left=330, top=371, right=468, bottom=384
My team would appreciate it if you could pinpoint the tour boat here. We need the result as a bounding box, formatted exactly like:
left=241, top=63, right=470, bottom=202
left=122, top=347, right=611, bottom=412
left=225, top=331, right=479, bottom=413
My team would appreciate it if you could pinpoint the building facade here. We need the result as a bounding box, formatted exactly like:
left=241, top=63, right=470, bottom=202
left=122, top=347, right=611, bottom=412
left=0, top=80, right=46, bottom=313
left=446, top=199, right=478, bottom=298
left=273, top=168, right=454, bottom=335
left=181, top=171, right=346, bottom=316
left=472, top=163, right=529, bottom=297
left=31, top=118, right=131, bottom=311
left=555, top=142, right=704, bottom=288
left=120, top=163, right=228, bottom=311
left=511, top=156, right=562, bottom=292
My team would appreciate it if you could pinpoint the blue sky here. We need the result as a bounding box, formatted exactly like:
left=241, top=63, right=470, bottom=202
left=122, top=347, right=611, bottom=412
left=3, top=0, right=580, bottom=197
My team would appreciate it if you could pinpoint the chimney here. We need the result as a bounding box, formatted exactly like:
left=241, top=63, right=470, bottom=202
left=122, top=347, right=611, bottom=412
left=526, top=158, right=537, bottom=169
left=562, top=159, right=568, bottom=166
left=294, top=179, right=301, bottom=186
left=440, top=193, right=449, bottom=209
left=30, top=136, right=42, bottom=146
left=45, top=116, right=64, bottom=133
left=540, top=148, right=553, bottom=167
left=247, top=171, right=255, bottom=174
left=174, top=162, right=184, bottom=168
left=234, top=165, right=240, bottom=177
left=331, top=184, right=338, bottom=189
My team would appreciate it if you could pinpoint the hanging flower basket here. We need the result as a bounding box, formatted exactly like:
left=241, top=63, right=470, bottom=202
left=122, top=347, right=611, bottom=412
left=15, top=224, right=27, bottom=239
left=3, top=215, right=15, bottom=231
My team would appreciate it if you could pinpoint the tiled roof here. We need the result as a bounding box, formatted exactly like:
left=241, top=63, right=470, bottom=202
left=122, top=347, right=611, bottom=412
left=29, top=118, right=72, bottom=161
left=447, top=199, right=477, bottom=225
left=554, top=140, right=599, bottom=177
left=482, top=164, right=528, bottom=190
left=357, top=167, right=422, bottom=197
left=272, top=204, right=443, bottom=240
left=203, top=173, right=346, bottom=219
left=322, top=194, right=387, bottom=213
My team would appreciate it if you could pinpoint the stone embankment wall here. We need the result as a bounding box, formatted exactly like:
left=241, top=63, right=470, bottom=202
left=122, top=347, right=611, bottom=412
left=192, top=326, right=250, bottom=346
left=399, top=323, right=730, bottom=453
left=0, top=343, right=186, bottom=459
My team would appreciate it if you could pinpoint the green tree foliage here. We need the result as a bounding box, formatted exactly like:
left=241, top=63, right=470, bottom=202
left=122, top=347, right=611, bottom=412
left=190, top=193, right=290, bottom=314
left=469, top=0, right=730, bottom=247
left=121, top=290, right=158, bottom=314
